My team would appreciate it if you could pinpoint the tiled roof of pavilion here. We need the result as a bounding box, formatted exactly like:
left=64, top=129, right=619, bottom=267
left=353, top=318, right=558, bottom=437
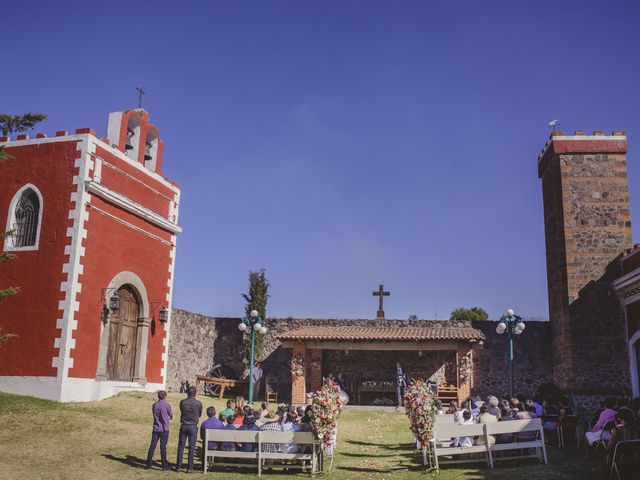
left=278, top=326, right=485, bottom=342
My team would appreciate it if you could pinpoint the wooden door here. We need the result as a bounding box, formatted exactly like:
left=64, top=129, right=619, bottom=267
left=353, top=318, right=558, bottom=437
left=106, top=286, right=139, bottom=381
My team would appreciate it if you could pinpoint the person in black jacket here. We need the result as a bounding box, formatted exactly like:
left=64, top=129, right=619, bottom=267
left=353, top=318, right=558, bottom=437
left=175, top=386, right=202, bottom=473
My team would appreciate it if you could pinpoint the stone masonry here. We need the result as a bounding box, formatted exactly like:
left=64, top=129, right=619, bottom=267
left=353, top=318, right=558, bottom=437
left=538, top=131, right=632, bottom=406
left=166, top=309, right=553, bottom=402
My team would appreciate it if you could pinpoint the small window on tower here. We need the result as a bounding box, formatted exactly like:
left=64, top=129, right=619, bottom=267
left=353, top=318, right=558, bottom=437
left=5, top=185, right=43, bottom=251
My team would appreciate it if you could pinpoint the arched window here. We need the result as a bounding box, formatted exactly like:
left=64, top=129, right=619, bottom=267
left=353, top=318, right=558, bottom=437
left=4, top=184, right=43, bottom=251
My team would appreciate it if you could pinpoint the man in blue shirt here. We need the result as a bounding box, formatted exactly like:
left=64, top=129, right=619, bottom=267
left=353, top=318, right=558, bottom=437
left=175, top=386, right=202, bottom=473
left=200, top=406, right=223, bottom=452
left=145, top=390, right=172, bottom=470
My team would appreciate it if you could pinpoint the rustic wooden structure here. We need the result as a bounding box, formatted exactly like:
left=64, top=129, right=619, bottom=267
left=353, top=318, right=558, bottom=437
left=278, top=325, right=485, bottom=405
left=195, top=375, right=243, bottom=399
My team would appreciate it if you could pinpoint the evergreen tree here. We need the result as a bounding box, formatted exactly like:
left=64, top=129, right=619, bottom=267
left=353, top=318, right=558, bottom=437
left=241, top=269, right=270, bottom=363
left=449, top=306, right=489, bottom=322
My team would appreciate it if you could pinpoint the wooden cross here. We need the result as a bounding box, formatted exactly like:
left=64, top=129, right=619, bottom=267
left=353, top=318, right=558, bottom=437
left=136, top=85, right=145, bottom=109
left=372, top=284, right=390, bottom=319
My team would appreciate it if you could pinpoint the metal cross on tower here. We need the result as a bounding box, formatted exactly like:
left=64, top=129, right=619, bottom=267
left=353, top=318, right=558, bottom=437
left=136, top=85, right=146, bottom=109
left=372, top=284, right=390, bottom=319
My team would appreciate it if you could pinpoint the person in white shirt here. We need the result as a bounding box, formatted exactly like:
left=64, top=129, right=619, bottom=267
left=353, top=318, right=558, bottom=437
left=252, top=362, right=264, bottom=399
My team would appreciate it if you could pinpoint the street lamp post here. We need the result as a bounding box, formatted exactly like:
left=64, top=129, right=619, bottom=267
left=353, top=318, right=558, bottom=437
left=496, top=309, right=526, bottom=398
left=238, top=309, right=268, bottom=404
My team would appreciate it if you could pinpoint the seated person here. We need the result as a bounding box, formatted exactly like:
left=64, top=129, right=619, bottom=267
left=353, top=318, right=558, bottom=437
left=258, top=412, right=282, bottom=453
left=455, top=410, right=475, bottom=447
left=604, top=408, right=640, bottom=476
left=281, top=411, right=301, bottom=453
left=434, top=400, right=444, bottom=415
left=221, top=416, right=238, bottom=451
left=239, top=415, right=259, bottom=452
left=496, top=404, right=516, bottom=443
left=585, top=397, right=617, bottom=448
left=200, top=406, right=224, bottom=451
left=486, top=396, right=501, bottom=418
left=515, top=403, right=539, bottom=441
left=235, top=396, right=245, bottom=409
left=233, top=407, right=245, bottom=426
left=445, top=400, right=458, bottom=415
left=476, top=405, right=498, bottom=446
left=219, top=399, right=236, bottom=419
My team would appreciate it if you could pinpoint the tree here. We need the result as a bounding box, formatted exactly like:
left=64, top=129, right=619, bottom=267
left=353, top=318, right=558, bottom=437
left=0, top=113, right=48, bottom=136
left=0, top=232, right=18, bottom=346
left=450, top=307, right=489, bottom=322
left=0, top=112, right=47, bottom=164
left=241, top=269, right=270, bottom=364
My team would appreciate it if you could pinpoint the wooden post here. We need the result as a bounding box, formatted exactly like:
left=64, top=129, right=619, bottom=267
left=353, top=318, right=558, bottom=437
left=291, top=341, right=307, bottom=405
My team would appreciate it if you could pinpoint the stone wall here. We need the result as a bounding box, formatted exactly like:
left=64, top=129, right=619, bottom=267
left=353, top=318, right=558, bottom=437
left=538, top=134, right=632, bottom=405
left=166, top=309, right=554, bottom=403
left=166, top=309, right=217, bottom=392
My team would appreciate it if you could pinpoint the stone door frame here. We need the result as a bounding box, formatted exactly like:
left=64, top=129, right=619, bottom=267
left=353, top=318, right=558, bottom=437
left=96, top=271, right=151, bottom=384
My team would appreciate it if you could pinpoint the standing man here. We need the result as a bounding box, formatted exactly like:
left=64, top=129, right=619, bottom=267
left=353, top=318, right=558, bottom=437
left=145, top=390, right=172, bottom=470
left=252, top=362, right=264, bottom=401
left=175, top=386, right=202, bottom=473
left=395, top=361, right=407, bottom=408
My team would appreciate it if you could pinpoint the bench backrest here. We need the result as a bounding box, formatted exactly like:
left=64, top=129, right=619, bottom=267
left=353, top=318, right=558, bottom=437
left=485, top=418, right=542, bottom=435
left=435, top=414, right=456, bottom=424
left=259, top=431, right=316, bottom=444
left=205, top=429, right=260, bottom=443
left=434, top=422, right=486, bottom=439
left=204, top=429, right=317, bottom=446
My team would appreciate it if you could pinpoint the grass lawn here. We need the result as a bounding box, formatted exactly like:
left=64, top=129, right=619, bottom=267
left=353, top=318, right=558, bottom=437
left=0, top=391, right=601, bottom=479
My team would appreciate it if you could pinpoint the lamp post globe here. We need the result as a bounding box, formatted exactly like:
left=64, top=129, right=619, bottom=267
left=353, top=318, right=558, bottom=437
left=254, top=323, right=262, bottom=331
left=250, top=310, right=259, bottom=318
left=260, top=326, right=267, bottom=334
left=238, top=322, right=247, bottom=331
left=506, top=308, right=515, bottom=317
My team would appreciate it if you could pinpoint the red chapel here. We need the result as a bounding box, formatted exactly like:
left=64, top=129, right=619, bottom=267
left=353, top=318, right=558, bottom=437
left=0, top=110, right=181, bottom=401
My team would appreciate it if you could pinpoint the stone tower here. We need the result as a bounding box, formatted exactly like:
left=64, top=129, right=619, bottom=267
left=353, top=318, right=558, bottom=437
left=538, top=131, right=632, bottom=406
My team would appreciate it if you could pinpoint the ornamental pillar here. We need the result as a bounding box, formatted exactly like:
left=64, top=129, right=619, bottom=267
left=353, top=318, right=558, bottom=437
left=133, top=317, right=151, bottom=384
left=310, top=348, right=323, bottom=393
left=456, top=346, right=473, bottom=405
left=291, top=341, right=306, bottom=405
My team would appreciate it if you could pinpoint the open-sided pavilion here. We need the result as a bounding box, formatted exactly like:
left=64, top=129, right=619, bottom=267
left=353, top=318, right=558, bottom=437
left=278, top=325, right=486, bottom=405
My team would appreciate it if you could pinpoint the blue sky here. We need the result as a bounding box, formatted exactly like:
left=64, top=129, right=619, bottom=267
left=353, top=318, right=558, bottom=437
left=5, top=1, right=640, bottom=320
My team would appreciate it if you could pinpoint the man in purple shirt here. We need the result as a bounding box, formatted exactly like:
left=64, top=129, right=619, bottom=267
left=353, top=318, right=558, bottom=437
left=145, top=390, right=173, bottom=470
left=200, top=406, right=224, bottom=452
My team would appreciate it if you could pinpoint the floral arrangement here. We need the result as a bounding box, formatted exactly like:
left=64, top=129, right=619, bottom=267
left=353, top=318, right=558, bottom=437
left=403, top=380, right=436, bottom=449
left=290, top=353, right=305, bottom=376
left=308, top=381, right=342, bottom=453
left=458, top=354, right=473, bottom=383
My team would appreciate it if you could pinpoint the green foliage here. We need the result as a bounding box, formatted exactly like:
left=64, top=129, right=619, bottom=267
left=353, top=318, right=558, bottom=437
left=0, top=113, right=47, bottom=136
left=449, top=306, right=489, bottom=321
left=0, top=145, right=9, bottom=161
left=241, top=269, right=270, bottom=363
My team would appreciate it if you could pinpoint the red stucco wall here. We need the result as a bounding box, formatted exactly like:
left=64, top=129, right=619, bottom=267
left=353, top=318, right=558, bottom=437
left=0, top=139, right=79, bottom=376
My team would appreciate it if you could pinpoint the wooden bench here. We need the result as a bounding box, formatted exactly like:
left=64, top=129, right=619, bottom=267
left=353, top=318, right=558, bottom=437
left=428, top=418, right=548, bottom=471
left=430, top=422, right=492, bottom=470
left=486, top=419, right=548, bottom=465
left=204, top=429, right=322, bottom=476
